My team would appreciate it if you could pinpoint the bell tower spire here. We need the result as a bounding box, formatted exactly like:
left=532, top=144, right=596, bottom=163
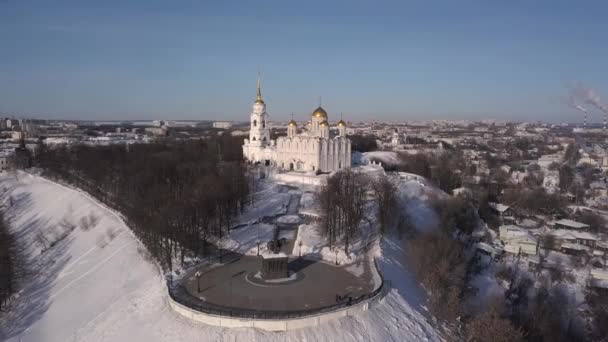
left=255, top=73, right=264, bottom=104
left=249, top=74, right=270, bottom=147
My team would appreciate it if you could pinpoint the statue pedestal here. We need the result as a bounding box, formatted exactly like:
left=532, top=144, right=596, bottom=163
left=261, top=253, right=289, bottom=280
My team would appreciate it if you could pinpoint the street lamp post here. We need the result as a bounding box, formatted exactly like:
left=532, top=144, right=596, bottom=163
left=257, top=240, right=260, bottom=256
left=195, top=271, right=202, bottom=293
left=299, top=240, right=303, bottom=257
left=335, top=248, right=339, bottom=265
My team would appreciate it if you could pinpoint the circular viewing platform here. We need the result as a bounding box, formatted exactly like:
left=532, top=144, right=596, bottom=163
left=177, top=255, right=376, bottom=312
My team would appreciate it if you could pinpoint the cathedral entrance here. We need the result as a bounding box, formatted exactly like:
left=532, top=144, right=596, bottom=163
left=289, top=163, right=294, bottom=171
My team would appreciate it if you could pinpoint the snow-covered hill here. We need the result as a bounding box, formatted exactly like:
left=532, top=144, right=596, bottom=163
left=0, top=172, right=440, bottom=342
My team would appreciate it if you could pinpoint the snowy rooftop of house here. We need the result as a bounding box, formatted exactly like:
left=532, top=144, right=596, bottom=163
left=553, top=219, right=590, bottom=230
left=549, top=229, right=599, bottom=241
left=560, top=243, right=590, bottom=252
left=490, top=202, right=510, bottom=213
left=499, top=225, right=534, bottom=241
left=475, top=242, right=503, bottom=255
left=527, top=251, right=574, bottom=270
left=518, top=218, right=538, bottom=228
left=591, top=268, right=608, bottom=280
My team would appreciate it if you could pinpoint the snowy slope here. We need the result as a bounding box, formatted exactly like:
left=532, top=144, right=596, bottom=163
left=0, top=172, right=440, bottom=342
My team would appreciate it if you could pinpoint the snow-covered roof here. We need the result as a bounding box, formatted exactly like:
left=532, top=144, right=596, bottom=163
left=490, top=202, right=510, bottom=213
left=504, top=244, right=520, bottom=254
left=549, top=229, right=599, bottom=241
left=554, top=219, right=590, bottom=230
left=560, top=243, right=590, bottom=252
left=499, top=225, right=531, bottom=240
left=591, top=268, right=608, bottom=280
left=475, top=242, right=503, bottom=255
left=518, top=218, right=538, bottom=228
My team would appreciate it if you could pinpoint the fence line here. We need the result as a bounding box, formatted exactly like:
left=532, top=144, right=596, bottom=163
left=167, top=257, right=385, bottom=320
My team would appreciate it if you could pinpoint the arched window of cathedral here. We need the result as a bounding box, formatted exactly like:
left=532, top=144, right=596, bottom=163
left=253, top=120, right=257, bottom=127
left=252, top=137, right=256, bottom=141
left=263, top=137, right=266, bottom=141
left=262, top=120, right=266, bottom=128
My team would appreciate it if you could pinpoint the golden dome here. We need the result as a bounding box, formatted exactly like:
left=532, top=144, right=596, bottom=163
left=320, top=120, right=329, bottom=127
left=312, top=106, right=328, bottom=119
left=337, top=119, right=346, bottom=127
left=288, top=119, right=297, bottom=127
left=255, top=98, right=265, bottom=104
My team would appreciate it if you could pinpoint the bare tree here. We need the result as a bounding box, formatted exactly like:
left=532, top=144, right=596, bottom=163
left=371, top=174, right=399, bottom=235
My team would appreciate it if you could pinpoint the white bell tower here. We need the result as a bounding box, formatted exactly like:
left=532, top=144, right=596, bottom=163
left=249, top=77, right=270, bottom=146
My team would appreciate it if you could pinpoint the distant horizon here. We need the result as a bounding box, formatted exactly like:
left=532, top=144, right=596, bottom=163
left=3, top=113, right=605, bottom=126
left=2, top=1, right=608, bottom=123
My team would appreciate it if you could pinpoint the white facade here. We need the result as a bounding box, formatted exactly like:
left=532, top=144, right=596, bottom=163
left=242, top=80, right=351, bottom=173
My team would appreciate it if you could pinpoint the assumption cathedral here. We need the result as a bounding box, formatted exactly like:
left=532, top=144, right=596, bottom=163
left=242, top=79, right=352, bottom=173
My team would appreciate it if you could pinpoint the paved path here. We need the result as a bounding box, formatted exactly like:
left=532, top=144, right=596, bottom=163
left=183, top=256, right=374, bottom=311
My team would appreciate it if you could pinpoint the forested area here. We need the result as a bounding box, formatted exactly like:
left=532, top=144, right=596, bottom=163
left=36, top=136, right=250, bottom=271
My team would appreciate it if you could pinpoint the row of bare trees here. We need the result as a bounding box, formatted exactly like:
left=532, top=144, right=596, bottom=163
left=36, top=136, right=249, bottom=271
left=0, top=211, right=22, bottom=311
left=317, top=170, right=402, bottom=254
left=317, top=169, right=369, bottom=254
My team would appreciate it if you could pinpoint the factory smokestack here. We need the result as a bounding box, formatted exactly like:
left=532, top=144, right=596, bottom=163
left=571, top=83, right=608, bottom=132
left=565, top=95, right=588, bottom=128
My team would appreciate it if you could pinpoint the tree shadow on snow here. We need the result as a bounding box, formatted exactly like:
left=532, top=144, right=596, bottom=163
left=0, top=219, right=75, bottom=340
left=378, top=236, right=433, bottom=318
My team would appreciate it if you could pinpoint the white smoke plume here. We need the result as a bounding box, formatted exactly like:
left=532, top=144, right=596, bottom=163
left=571, top=82, right=608, bottom=114
left=564, top=95, right=588, bottom=114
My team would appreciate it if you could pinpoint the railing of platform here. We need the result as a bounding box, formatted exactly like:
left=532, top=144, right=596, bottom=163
left=167, top=257, right=385, bottom=320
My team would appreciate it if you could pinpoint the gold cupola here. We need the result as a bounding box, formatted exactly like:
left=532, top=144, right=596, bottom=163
left=320, top=120, right=329, bottom=127
left=337, top=119, right=346, bottom=127
left=312, top=106, right=328, bottom=119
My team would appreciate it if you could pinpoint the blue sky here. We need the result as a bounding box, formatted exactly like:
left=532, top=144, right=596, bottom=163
left=1, top=0, right=608, bottom=122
